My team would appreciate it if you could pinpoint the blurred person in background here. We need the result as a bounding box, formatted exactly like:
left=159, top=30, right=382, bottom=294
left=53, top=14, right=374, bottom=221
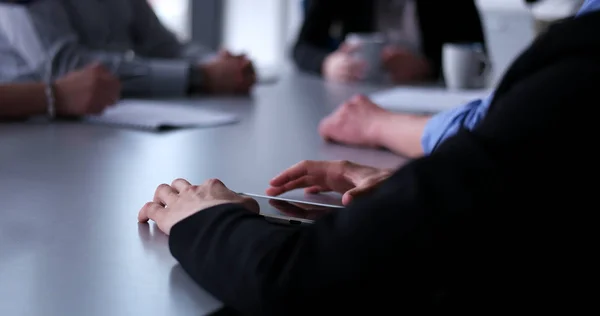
left=0, top=63, right=120, bottom=120
left=0, top=0, right=255, bottom=97
left=314, top=0, right=590, bottom=158
left=292, top=0, right=485, bottom=84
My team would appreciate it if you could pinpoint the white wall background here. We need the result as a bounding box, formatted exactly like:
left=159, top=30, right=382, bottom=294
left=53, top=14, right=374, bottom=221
left=222, top=0, right=290, bottom=69
left=476, top=0, right=535, bottom=83
left=148, top=0, right=191, bottom=41
left=150, top=0, right=292, bottom=67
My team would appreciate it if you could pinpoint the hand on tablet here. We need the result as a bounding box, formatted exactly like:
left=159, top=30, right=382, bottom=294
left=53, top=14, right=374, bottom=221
left=266, top=160, right=393, bottom=206
left=138, top=178, right=258, bottom=235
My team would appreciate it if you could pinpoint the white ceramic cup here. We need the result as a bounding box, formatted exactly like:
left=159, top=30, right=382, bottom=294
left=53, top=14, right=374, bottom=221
left=443, top=43, right=490, bottom=90
left=344, top=33, right=386, bottom=82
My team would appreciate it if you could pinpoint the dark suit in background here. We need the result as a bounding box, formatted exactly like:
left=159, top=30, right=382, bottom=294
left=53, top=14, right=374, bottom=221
left=292, top=0, right=486, bottom=79
left=169, top=10, right=598, bottom=315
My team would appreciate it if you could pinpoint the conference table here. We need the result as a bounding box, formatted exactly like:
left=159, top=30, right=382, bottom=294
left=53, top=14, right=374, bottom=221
left=0, top=71, right=408, bottom=315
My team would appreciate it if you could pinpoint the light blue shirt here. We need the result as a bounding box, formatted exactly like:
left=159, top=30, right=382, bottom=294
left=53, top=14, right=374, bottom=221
left=577, top=0, right=600, bottom=13
left=421, top=0, right=600, bottom=155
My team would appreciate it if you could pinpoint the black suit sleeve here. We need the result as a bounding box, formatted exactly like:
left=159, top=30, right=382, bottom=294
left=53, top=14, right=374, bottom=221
left=169, top=50, right=597, bottom=316
left=442, top=0, right=486, bottom=49
left=291, top=0, right=338, bottom=75
left=422, top=0, right=487, bottom=79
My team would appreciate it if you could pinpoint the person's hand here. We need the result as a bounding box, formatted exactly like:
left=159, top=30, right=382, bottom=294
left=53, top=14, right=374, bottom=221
left=54, top=63, right=121, bottom=116
left=228, top=50, right=257, bottom=93
left=200, top=50, right=256, bottom=94
left=235, top=52, right=257, bottom=90
left=319, top=94, right=388, bottom=148
left=266, top=160, right=393, bottom=205
left=138, top=178, right=259, bottom=235
left=322, top=43, right=366, bottom=83
left=382, top=46, right=431, bottom=84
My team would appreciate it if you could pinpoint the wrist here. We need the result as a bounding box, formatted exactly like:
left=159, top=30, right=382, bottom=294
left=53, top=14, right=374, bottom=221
left=30, top=83, right=49, bottom=116
left=198, top=199, right=234, bottom=211
left=370, top=112, right=428, bottom=157
left=365, top=110, right=394, bottom=147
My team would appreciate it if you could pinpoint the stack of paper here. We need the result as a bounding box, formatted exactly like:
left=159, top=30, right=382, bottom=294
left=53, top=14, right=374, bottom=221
left=85, top=100, right=239, bottom=131
left=369, top=87, right=492, bottom=113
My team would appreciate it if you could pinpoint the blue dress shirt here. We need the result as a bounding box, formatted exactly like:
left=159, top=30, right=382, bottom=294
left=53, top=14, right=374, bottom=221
left=421, top=0, right=600, bottom=155
left=578, top=0, right=600, bottom=14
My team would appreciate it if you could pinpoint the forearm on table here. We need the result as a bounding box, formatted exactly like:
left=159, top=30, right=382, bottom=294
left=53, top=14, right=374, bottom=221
left=50, top=46, right=194, bottom=97
left=169, top=204, right=303, bottom=315
left=370, top=113, right=430, bottom=158
left=5, top=1, right=193, bottom=97
left=0, top=83, right=46, bottom=119
left=119, top=57, right=193, bottom=97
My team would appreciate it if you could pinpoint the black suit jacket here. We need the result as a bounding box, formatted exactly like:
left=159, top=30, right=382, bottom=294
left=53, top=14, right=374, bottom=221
left=169, top=12, right=598, bottom=315
left=292, top=0, right=486, bottom=79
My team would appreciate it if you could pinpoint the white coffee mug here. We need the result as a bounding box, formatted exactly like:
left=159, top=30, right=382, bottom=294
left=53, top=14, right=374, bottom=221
left=345, top=33, right=386, bottom=82
left=443, top=43, right=490, bottom=90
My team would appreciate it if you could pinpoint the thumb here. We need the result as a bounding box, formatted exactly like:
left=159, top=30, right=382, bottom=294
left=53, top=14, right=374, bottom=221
left=342, top=180, right=380, bottom=206
left=341, top=191, right=354, bottom=206
left=342, top=186, right=366, bottom=206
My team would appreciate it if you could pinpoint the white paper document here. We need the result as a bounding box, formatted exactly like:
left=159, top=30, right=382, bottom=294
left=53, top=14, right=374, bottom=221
left=85, top=100, right=239, bottom=131
left=369, top=87, right=492, bottom=113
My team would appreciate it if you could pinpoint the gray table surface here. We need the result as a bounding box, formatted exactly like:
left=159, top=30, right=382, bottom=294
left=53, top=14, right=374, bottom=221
left=0, top=72, right=407, bottom=316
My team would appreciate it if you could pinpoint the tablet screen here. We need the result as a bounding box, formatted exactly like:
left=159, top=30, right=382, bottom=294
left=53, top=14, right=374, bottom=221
left=249, top=195, right=340, bottom=225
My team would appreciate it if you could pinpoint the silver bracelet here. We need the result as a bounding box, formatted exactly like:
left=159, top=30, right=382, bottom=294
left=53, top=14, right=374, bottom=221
left=44, top=47, right=57, bottom=120
left=44, top=81, right=56, bottom=120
